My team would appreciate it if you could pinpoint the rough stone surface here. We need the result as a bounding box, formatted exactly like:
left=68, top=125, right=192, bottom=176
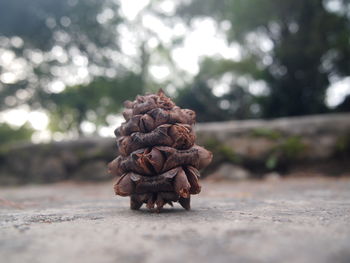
left=1, top=177, right=350, bottom=263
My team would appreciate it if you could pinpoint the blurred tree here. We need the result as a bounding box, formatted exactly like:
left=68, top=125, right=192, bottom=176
left=0, top=0, right=183, bottom=137
left=178, top=0, right=350, bottom=119
left=0, top=0, right=149, bottom=137
left=0, top=0, right=123, bottom=111
left=176, top=57, right=264, bottom=121
left=41, top=73, right=143, bottom=135
left=0, top=0, right=136, bottom=120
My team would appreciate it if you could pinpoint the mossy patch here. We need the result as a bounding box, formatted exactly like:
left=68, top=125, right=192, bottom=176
left=265, top=136, right=306, bottom=170
left=250, top=128, right=282, bottom=140
left=336, top=134, right=350, bottom=153
left=203, top=138, right=240, bottom=163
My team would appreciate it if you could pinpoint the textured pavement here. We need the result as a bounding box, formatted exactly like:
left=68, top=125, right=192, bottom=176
left=1, top=177, right=350, bottom=263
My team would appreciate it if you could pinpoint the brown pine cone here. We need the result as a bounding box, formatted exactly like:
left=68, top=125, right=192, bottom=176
left=117, top=123, right=195, bottom=156
left=108, top=145, right=212, bottom=177
left=115, top=107, right=196, bottom=137
left=122, top=90, right=176, bottom=119
left=108, top=90, right=212, bottom=212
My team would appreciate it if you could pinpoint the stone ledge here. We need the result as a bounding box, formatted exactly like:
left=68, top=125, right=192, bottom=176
left=0, top=113, right=349, bottom=184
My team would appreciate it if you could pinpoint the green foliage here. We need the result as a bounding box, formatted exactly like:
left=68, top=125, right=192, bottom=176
left=0, top=123, right=33, bottom=147
left=251, top=129, right=281, bottom=140
left=176, top=82, right=230, bottom=122
left=266, top=154, right=278, bottom=170
left=1, top=0, right=350, bottom=137
left=265, top=136, right=306, bottom=169
left=280, top=137, right=306, bottom=159
left=336, top=134, right=350, bottom=153
left=178, top=0, right=350, bottom=120
left=0, top=0, right=122, bottom=114
left=203, top=138, right=240, bottom=163
left=43, top=74, right=143, bottom=134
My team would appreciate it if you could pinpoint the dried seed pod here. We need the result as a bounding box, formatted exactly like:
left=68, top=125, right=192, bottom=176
left=158, top=145, right=213, bottom=172
left=109, top=90, right=212, bottom=212
left=114, top=115, right=143, bottom=137
left=148, top=107, right=195, bottom=126
left=117, top=124, right=195, bottom=156
left=115, top=107, right=196, bottom=137
left=110, top=145, right=212, bottom=177
left=127, top=90, right=176, bottom=116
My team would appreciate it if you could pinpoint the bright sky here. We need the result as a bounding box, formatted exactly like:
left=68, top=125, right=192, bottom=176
left=1, top=0, right=350, bottom=142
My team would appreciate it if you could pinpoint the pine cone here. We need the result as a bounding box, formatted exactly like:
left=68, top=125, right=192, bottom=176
left=108, top=90, right=212, bottom=212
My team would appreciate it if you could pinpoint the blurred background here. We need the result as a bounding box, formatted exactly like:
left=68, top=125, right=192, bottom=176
left=0, top=0, right=350, bottom=184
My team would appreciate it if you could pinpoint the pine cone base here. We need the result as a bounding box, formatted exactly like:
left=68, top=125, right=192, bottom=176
left=108, top=90, right=212, bottom=212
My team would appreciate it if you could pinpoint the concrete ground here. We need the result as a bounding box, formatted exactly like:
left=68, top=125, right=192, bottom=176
left=1, top=177, right=350, bottom=263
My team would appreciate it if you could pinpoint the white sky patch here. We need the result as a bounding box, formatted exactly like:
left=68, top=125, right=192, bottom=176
left=96, top=8, right=114, bottom=24
left=106, top=114, right=124, bottom=127
left=158, top=0, right=176, bottom=15
left=80, top=121, right=96, bottom=134
left=51, top=45, right=68, bottom=63
left=73, top=55, right=88, bottom=67
left=100, top=114, right=125, bottom=137
left=142, top=14, right=173, bottom=44
left=210, top=73, right=234, bottom=97
left=119, top=0, right=150, bottom=20
left=260, top=38, right=274, bottom=53
left=52, top=132, right=65, bottom=141
left=0, top=50, right=28, bottom=84
left=149, top=65, right=170, bottom=81
left=31, top=130, right=51, bottom=143
left=0, top=49, right=15, bottom=65
left=28, top=111, right=49, bottom=130
left=48, top=80, right=65, bottom=93
left=97, top=114, right=125, bottom=137
left=11, top=36, right=24, bottom=48
left=326, top=77, right=350, bottom=108
left=171, top=18, right=241, bottom=74
left=0, top=107, right=29, bottom=127
left=324, top=0, right=343, bottom=13
left=98, top=126, right=115, bottom=137
left=0, top=107, right=49, bottom=132
left=248, top=80, right=270, bottom=96
left=172, top=48, right=199, bottom=75
left=0, top=72, right=17, bottom=84
left=27, top=50, right=44, bottom=64
left=118, top=24, right=139, bottom=57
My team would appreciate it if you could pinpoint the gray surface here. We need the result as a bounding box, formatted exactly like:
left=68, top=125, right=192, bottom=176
left=1, top=178, right=350, bottom=263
